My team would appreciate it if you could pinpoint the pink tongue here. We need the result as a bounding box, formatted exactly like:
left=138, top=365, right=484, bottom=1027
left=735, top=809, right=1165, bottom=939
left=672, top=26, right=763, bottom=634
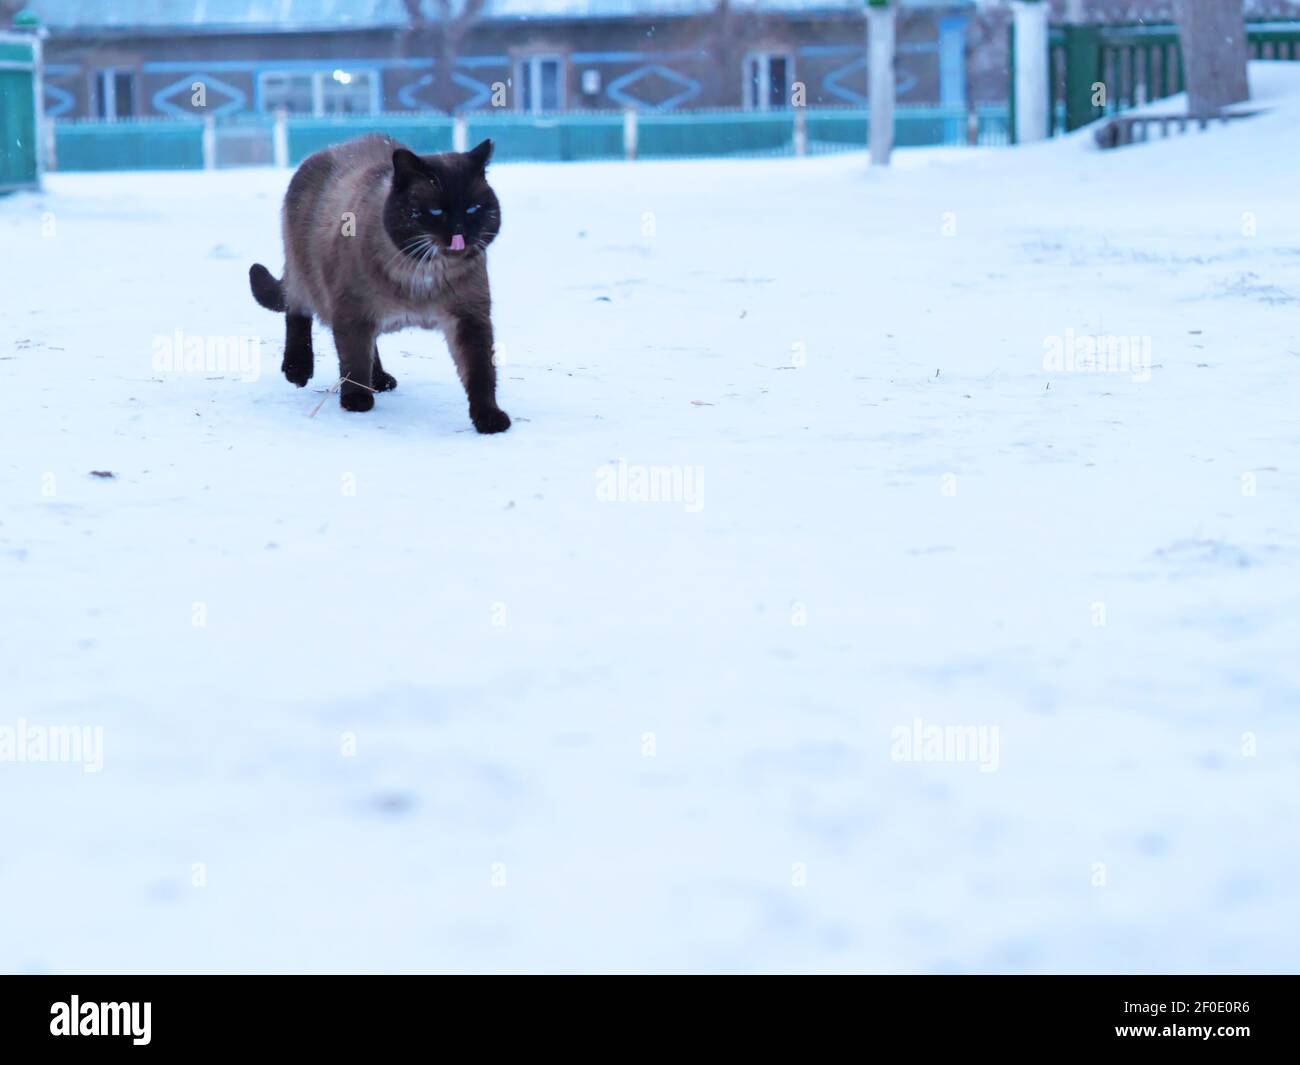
left=450, top=234, right=466, bottom=252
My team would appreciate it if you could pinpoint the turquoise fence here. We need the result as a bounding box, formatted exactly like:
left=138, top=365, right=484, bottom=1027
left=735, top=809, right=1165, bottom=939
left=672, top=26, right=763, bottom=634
left=55, top=118, right=204, bottom=171
left=289, top=113, right=455, bottom=162
left=466, top=112, right=624, bottom=161
left=807, top=106, right=1009, bottom=151
left=49, top=105, right=1011, bottom=173
left=638, top=110, right=792, bottom=158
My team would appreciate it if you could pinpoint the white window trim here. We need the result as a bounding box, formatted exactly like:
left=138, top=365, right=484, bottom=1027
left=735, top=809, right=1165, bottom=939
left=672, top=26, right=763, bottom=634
left=515, top=54, right=566, bottom=115
left=95, top=67, right=135, bottom=122
left=258, top=69, right=380, bottom=117
left=742, top=51, right=795, bottom=112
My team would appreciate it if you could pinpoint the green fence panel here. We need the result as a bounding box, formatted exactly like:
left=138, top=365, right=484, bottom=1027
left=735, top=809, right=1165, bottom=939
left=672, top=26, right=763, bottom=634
left=896, top=107, right=967, bottom=147
left=42, top=103, right=1015, bottom=173
left=808, top=106, right=1008, bottom=153
left=288, top=113, right=622, bottom=165
left=287, top=115, right=455, bottom=164
left=1063, top=25, right=1103, bottom=131
left=807, top=110, right=868, bottom=149
left=465, top=113, right=623, bottom=162
left=975, top=106, right=1013, bottom=146
left=0, top=35, right=39, bottom=191
left=1251, top=25, right=1300, bottom=60
left=1046, top=19, right=1300, bottom=133
left=0, top=38, right=35, bottom=62
left=639, top=111, right=793, bottom=158
left=55, top=120, right=204, bottom=171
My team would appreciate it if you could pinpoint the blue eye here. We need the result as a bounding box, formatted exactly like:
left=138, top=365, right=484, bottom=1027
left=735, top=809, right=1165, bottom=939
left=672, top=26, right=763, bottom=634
left=427, top=207, right=443, bottom=217
left=467, top=204, right=481, bottom=215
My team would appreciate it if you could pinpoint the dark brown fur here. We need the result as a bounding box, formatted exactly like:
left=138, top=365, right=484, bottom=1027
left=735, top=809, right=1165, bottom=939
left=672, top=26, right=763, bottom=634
left=249, top=134, right=509, bottom=431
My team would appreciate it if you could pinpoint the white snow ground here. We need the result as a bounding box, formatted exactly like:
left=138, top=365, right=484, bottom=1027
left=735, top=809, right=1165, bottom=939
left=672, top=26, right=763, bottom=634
left=1, top=64, right=1298, bottom=974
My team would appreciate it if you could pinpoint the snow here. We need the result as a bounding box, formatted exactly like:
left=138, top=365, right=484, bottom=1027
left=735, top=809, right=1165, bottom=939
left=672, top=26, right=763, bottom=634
left=2, top=62, right=1298, bottom=975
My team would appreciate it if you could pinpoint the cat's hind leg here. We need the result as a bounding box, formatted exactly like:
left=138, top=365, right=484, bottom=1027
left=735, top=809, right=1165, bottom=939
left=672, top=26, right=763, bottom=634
left=282, top=312, right=314, bottom=387
left=372, top=344, right=397, bottom=392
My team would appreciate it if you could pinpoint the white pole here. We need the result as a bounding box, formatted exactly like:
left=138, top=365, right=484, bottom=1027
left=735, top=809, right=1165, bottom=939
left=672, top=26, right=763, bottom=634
left=793, top=107, right=807, bottom=156
left=1012, top=0, right=1050, bottom=144
left=32, top=31, right=47, bottom=184
left=202, top=115, right=217, bottom=170
left=867, top=1, right=896, bottom=166
left=622, top=107, right=638, bottom=161
left=272, top=107, right=289, bottom=168
left=453, top=114, right=469, bottom=153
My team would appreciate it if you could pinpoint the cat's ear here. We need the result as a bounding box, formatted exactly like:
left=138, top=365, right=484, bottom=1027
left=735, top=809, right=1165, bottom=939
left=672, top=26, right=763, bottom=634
left=391, top=148, right=425, bottom=186
left=466, top=139, right=494, bottom=172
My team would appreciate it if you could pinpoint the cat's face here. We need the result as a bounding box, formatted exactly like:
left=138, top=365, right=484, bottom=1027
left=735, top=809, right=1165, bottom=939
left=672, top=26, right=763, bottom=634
left=384, top=140, right=501, bottom=260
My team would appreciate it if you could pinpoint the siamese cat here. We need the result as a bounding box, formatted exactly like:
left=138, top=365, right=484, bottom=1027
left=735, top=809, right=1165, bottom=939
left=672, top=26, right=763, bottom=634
left=249, top=134, right=509, bottom=432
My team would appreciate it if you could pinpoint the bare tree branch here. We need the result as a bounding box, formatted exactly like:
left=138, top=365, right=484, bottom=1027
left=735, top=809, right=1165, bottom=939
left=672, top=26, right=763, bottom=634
left=1, top=1, right=29, bottom=28
left=401, top=0, right=490, bottom=113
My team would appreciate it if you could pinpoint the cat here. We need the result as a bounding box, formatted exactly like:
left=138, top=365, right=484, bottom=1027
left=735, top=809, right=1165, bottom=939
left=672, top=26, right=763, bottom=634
left=249, top=134, right=510, bottom=432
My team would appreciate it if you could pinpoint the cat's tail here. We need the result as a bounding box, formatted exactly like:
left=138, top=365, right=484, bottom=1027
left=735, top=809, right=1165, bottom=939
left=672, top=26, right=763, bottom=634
left=249, top=263, right=286, bottom=312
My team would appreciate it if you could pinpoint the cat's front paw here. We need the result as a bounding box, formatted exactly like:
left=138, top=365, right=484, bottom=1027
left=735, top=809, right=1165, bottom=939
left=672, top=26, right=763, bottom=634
left=340, top=389, right=375, bottom=412
left=471, top=406, right=511, bottom=434
left=373, top=368, right=398, bottom=392
left=282, top=357, right=313, bottom=388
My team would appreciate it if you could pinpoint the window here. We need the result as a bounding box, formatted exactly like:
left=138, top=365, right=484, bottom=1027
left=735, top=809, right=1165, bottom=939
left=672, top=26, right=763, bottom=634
left=94, top=69, right=136, bottom=120
left=518, top=55, right=564, bottom=114
left=320, top=70, right=374, bottom=115
left=259, top=70, right=376, bottom=116
left=744, top=52, right=794, bottom=111
left=260, top=73, right=314, bottom=115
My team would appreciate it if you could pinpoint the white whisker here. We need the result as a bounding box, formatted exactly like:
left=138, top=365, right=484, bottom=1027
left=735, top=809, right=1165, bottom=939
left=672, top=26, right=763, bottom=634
left=382, top=236, right=429, bottom=276
left=408, top=240, right=439, bottom=293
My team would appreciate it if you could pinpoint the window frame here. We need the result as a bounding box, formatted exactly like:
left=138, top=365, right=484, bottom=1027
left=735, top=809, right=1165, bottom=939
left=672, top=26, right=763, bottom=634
left=257, top=68, right=380, bottom=117
left=515, top=54, right=566, bottom=115
left=742, top=51, right=796, bottom=112
left=93, top=67, right=137, bottom=122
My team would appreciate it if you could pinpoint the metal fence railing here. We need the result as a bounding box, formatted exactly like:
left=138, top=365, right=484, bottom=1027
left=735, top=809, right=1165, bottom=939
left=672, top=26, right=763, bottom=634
left=47, top=105, right=1011, bottom=173
left=1022, top=19, right=1300, bottom=138
left=289, top=113, right=455, bottom=162
left=54, top=117, right=205, bottom=171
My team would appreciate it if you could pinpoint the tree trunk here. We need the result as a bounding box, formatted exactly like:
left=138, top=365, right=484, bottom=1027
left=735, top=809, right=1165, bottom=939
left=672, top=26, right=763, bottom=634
left=1173, top=0, right=1250, bottom=118
left=402, top=0, right=486, bottom=115
left=431, top=27, right=461, bottom=113
left=867, top=4, right=896, bottom=166
left=698, top=1, right=763, bottom=109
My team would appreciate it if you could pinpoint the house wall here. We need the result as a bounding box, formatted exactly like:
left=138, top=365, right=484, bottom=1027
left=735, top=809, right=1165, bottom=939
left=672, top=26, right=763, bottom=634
left=42, top=9, right=978, bottom=120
